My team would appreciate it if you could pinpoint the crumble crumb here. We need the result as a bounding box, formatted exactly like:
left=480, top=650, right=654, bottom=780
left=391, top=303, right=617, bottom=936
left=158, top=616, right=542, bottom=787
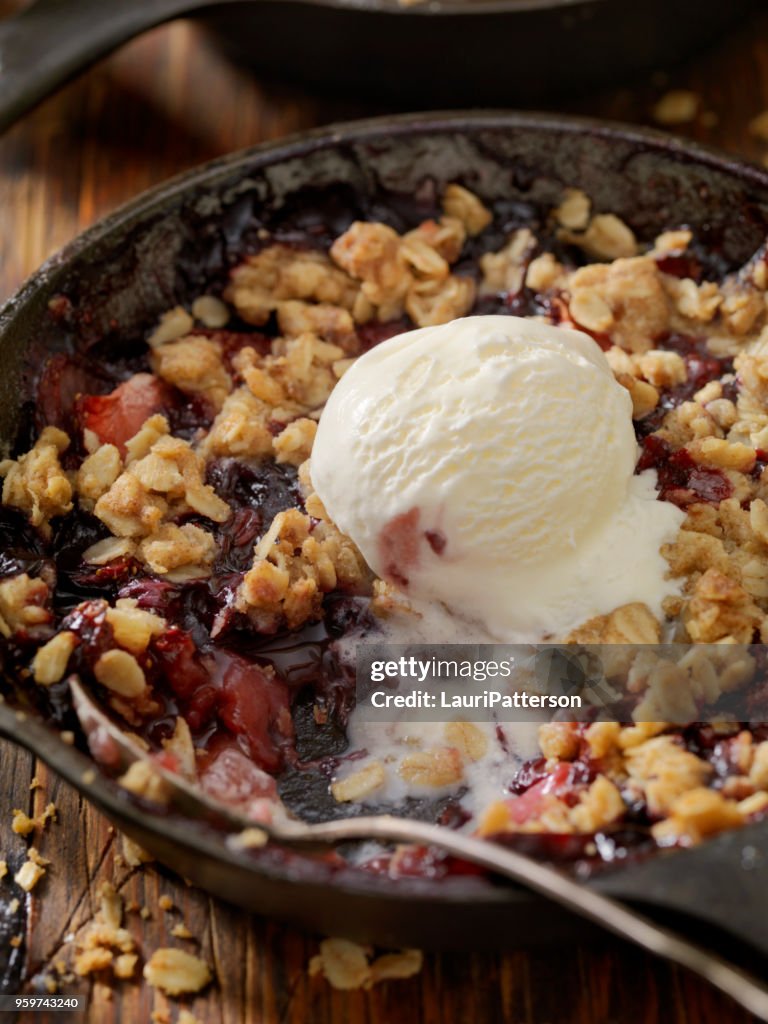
left=113, top=953, right=138, bottom=980
left=749, top=110, right=768, bottom=142
left=0, top=574, right=51, bottom=639
left=236, top=508, right=368, bottom=632
left=14, top=857, right=45, bottom=892
left=122, top=835, right=153, bottom=867
left=309, top=938, right=423, bottom=990
left=94, top=649, right=147, bottom=699
left=11, top=802, right=56, bottom=835
left=177, top=1010, right=203, bottom=1024
left=567, top=257, right=668, bottom=351
left=399, top=748, right=463, bottom=788
left=0, top=427, right=72, bottom=535
left=561, top=214, right=638, bottom=261
left=309, top=939, right=370, bottom=990
left=226, top=245, right=360, bottom=327
left=150, top=336, right=232, bottom=411
left=331, top=762, right=386, bottom=803
left=554, top=188, right=591, bottom=231
left=442, top=183, right=492, bottom=236
left=31, top=632, right=77, bottom=685
left=652, top=89, right=700, bottom=125
left=192, top=294, right=229, bottom=329
left=118, top=762, right=170, bottom=805
left=227, top=828, right=268, bottom=851
left=480, top=228, right=535, bottom=295
left=73, top=882, right=140, bottom=981
left=147, top=307, right=194, bottom=348
left=273, top=418, right=317, bottom=467
left=93, top=422, right=228, bottom=575
left=143, top=948, right=212, bottom=996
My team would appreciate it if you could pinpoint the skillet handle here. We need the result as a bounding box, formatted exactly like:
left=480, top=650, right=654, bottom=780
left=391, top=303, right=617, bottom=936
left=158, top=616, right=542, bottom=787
left=0, top=0, right=207, bottom=135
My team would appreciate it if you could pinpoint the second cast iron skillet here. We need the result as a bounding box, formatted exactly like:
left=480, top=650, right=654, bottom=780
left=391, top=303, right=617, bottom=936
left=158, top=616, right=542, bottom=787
left=3, top=111, right=768, bottom=961
left=0, top=0, right=758, bottom=134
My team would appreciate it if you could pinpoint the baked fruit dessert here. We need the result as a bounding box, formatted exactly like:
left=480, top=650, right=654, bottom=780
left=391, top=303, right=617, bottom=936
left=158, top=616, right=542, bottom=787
left=3, top=178, right=768, bottom=877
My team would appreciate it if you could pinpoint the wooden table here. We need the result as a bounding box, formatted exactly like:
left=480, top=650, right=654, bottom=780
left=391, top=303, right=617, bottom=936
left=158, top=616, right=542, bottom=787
left=1, top=6, right=768, bottom=1022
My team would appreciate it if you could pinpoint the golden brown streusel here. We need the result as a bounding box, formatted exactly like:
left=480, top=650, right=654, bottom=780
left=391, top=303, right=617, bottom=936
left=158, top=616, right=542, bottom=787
left=272, top=418, right=318, bottom=467
left=331, top=218, right=475, bottom=327
left=237, top=508, right=368, bottom=632
left=76, top=444, right=122, bottom=510
left=0, top=427, right=73, bottom=534
left=480, top=228, right=536, bottom=295
left=199, top=387, right=276, bottom=461
left=92, top=420, right=227, bottom=574
left=150, top=335, right=232, bottom=411
left=226, top=244, right=359, bottom=327
left=561, top=213, right=638, bottom=261
left=567, top=257, right=669, bottom=352
left=237, top=333, right=344, bottom=411
left=442, top=183, right=492, bottom=236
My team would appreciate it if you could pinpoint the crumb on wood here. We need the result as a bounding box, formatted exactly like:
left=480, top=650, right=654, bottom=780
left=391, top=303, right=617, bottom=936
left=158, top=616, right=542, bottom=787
left=178, top=1010, right=203, bottom=1024
left=652, top=89, right=700, bottom=125
left=121, top=834, right=153, bottom=867
left=15, top=856, right=46, bottom=892
left=749, top=110, right=768, bottom=142
left=11, top=802, right=56, bottom=835
left=143, top=948, right=212, bottom=996
left=72, top=882, right=140, bottom=981
left=308, top=938, right=423, bottom=991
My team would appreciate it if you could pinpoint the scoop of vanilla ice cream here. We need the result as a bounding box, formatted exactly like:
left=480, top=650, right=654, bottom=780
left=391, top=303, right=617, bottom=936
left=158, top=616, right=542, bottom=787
left=311, top=315, right=684, bottom=641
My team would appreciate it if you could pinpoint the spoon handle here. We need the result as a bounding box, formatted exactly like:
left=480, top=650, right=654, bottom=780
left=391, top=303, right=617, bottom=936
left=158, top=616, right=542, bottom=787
left=0, top=0, right=210, bottom=134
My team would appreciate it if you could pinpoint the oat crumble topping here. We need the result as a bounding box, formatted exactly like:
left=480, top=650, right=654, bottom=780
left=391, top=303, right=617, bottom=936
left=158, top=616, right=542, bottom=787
left=5, top=179, right=768, bottom=884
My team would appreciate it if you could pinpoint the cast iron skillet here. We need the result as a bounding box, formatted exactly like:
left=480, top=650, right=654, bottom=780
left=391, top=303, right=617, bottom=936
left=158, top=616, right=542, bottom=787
left=0, top=0, right=758, bottom=135
left=4, top=111, right=768, bottom=956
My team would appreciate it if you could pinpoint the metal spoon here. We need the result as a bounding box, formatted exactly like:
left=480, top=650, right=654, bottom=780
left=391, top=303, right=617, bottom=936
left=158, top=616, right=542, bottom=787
left=69, top=677, right=768, bottom=1020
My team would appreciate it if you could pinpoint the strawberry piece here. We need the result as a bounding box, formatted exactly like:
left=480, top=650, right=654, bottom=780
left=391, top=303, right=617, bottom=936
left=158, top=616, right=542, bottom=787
left=76, top=373, right=170, bottom=455
left=217, top=653, right=294, bottom=773
left=505, top=762, right=574, bottom=825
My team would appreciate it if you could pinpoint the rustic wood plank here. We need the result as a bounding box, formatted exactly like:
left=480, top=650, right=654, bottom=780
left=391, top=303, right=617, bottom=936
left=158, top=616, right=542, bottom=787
left=1, top=5, right=768, bottom=1022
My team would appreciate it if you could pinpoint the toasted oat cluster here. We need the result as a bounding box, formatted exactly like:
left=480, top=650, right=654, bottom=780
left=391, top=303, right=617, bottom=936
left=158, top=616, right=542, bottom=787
left=4, top=180, right=768, bottom=875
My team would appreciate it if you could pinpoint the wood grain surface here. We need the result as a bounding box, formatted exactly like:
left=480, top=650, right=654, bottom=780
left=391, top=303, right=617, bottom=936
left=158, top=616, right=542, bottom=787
left=1, top=5, right=768, bottom=1022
